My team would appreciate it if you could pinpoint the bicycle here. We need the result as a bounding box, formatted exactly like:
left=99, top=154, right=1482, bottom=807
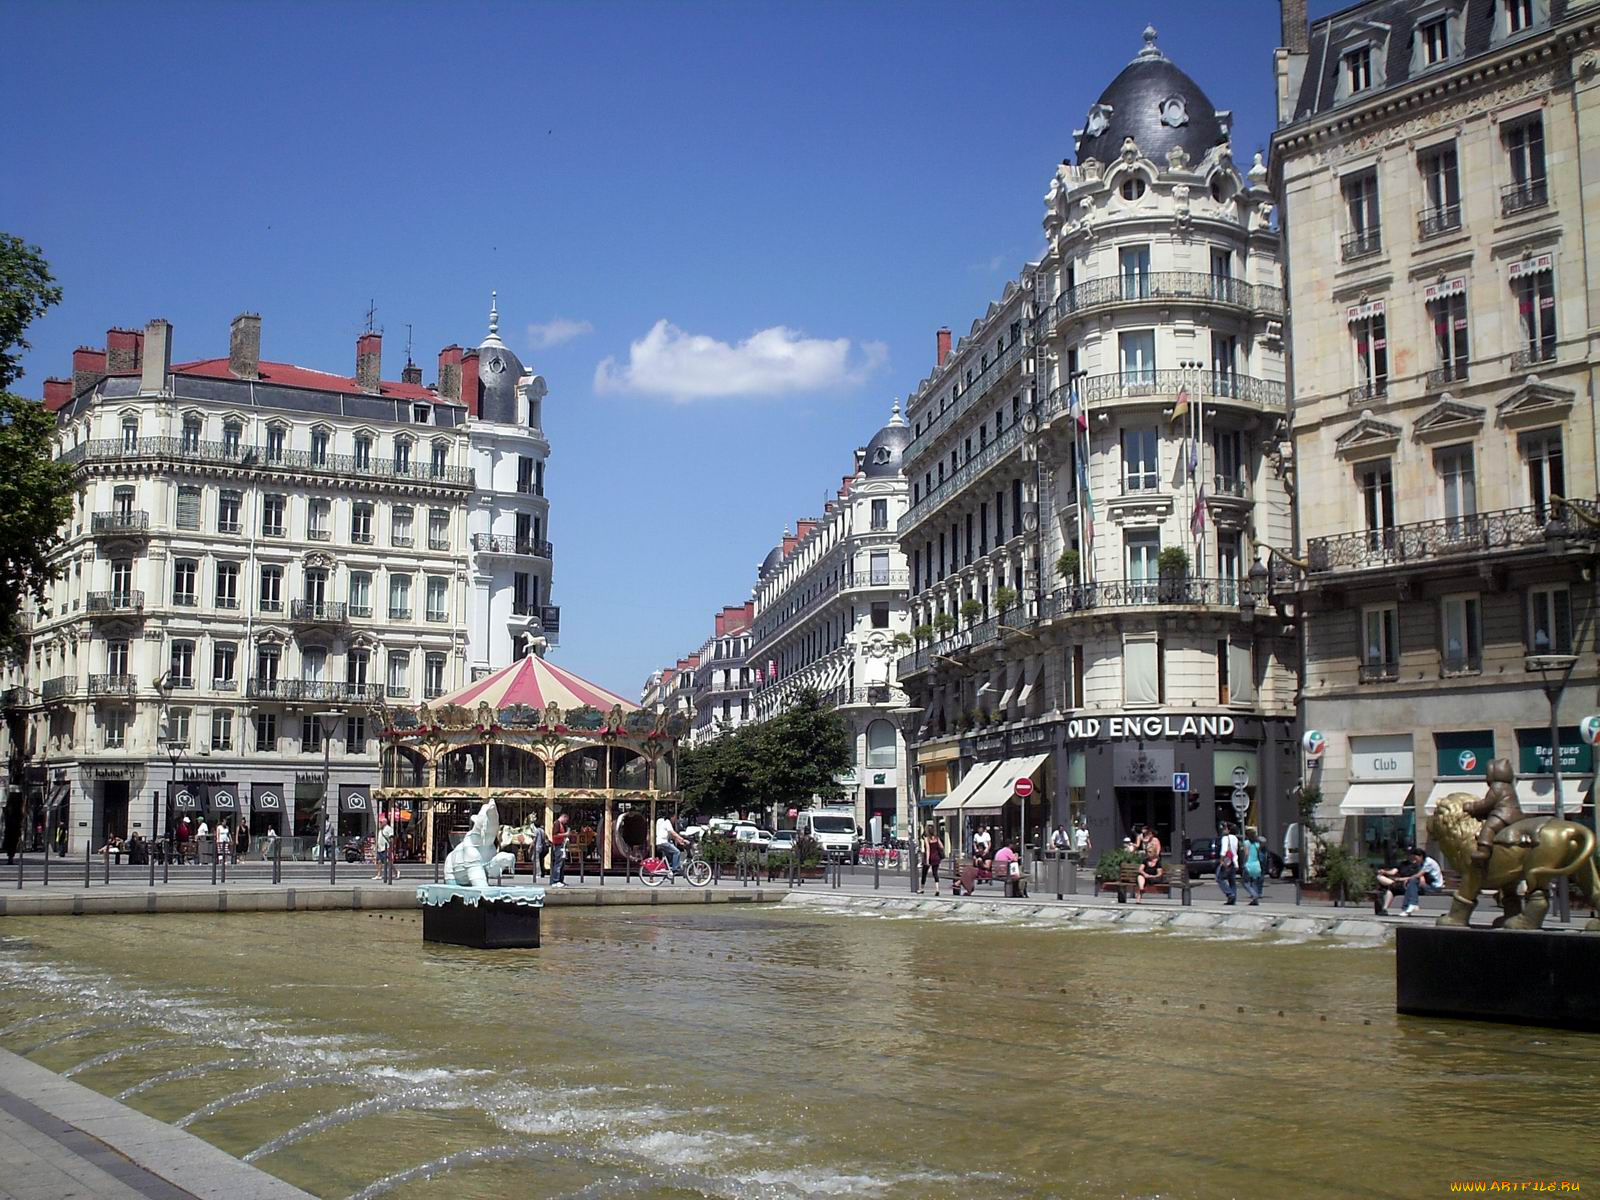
left=639, top=845, right=711, bottom=888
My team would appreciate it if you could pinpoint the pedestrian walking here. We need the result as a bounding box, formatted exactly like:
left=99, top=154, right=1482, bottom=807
left=214, top=820, right=231, bottom=865
left=549, top=814, right=570, bottom=888
left=1073, top=821, right=1091, bottom=862
left=176, top=816, right=191, bottom=863
left=319, top=820, right=335, bottom=864
left=1240, top=825, right=1264, bottom=906
left=372, top=818, right=393, bottom=882
left=195, top=817, right=211, bottom=863
left=919, top=823, right=944, bottom=895
left=1217, top=822, right=1241, bottom=906
left=236, top=822, right=250, bottom=860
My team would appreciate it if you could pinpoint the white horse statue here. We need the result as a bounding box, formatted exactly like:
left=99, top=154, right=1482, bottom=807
left=445, top=801, right=515, bottom=887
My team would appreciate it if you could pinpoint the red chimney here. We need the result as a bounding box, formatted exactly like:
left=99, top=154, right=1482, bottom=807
left=356, top=332, right=382, bottom=393
left=106, top=328, right=144, bottom=374
left=936, top=327, right=952, bottom=367
left=437, top=345, right=463, bottom=401
left=460, top=349, right=481, bottom=416
left=71, top=347, right=107, bottom=397
left=43, top=378, right=71, bottom=411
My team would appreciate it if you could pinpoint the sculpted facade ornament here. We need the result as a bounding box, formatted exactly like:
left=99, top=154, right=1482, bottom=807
left=1314, top=70, right=1555, bottom=165
left=1158, top=95, right=1188, bottom=128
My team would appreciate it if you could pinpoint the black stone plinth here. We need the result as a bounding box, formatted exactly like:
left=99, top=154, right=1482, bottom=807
left=422, top=896, right=541, bottom=949
left=1396, top=924, right=1600, bottom=1030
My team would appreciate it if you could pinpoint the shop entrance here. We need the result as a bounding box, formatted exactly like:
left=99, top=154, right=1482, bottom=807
left=1116, top=788, right=1172, bottom=851
left=96, top=781, right=130, bottom=846
left=865, top=788, right=896, bottom=844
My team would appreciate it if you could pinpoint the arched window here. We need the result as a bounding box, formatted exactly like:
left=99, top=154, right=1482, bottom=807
left=610, top=748, right=648, bottom=789
left=866, top=720, right=897, bottom=769
left=439, top=745, right=485, bottom=788
left=381, top=745, right=425, bottom=789
left=430, top=440, right=448, bottom=478
left=490, top=745, right=546, bottom=788
left=555, top=746, right=606, bottom=789
left=265, top=422, right=287, bottom=463
left=181, top=415, right=202, bottom=453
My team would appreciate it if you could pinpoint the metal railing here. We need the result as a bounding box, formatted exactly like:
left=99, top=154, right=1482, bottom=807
left=60, top=435, right=473, bottom=488
left=1358, top=661, right=1399, bottom=684
left=245, top=678, right=380, bottom=702
left=1417, top=205, right=1461, bottom=240
left=308, top=528, right=332, bottom=541
left=388, top=607, right=412, bottom=621
left=1212, top=475, right=1249, bottom=499
left=1441, top=654, right=1482, bottom=677
left=1041, top=577, right=1244, bottom=615
left=1048, top=272, right=1284, bottom=328
left=749, top=570, right=911, bottom=651
left=1425, top=362, right=1470, bottom=389
left=386, top=684, right=410, bottom=699
left=1341, top=230, right=1383, bottom=261
left=41, top=676, right=72, bottom=701
left=1501, top=178, right=1548, bottom=216
left=290, top=600, right=348, bottom=624
left=900, top=422, right=1024, bottom=533
left=472, top=533, right=554, bottom=558
left=1347, top=379, right=1388, bottom=407
left=904, top=336, right=1028, bottom=461
left=1042, top=371, right=1285, bottom=425
left=1510, top=344, right=1557, bottom=371
left=90, top=511, right=149, bottom=535
left=1305, top=500, right=1599, bottom=573
left=86, top=591, right=144, bottom=615
left=350, top=603, right=373, bottom=618
left=88, top=674, right=137, bottom=696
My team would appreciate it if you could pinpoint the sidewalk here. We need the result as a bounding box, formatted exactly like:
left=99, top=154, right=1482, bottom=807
left=0, top=1049, right=312, bottom=1200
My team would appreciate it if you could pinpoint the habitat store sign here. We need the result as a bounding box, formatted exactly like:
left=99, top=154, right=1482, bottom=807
left=1067, top=714, right=1235, bottom=741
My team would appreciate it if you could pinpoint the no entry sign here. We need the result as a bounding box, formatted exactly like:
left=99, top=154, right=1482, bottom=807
left=1013, top=777, right=1034, bottom=798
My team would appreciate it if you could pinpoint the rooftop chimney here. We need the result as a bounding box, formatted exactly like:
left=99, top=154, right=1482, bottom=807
left=106, top=328, right=144, bottom=374
left=1280, top=0, right=1308, bottom=54
left=71, top=347, right=107, bottom=398
left=140, top=319, right=172, bottom=394
left=43, top=378, right=71, bottom=411
left=936, top=327, right=952, bottom=368
left=460, top=348, right=481, bottom=416
left=356, top=331, right=382, bottom=393
left=402, top=360, right=423, bottom=385
left=437, top=345, right=463, bottom=402
left=229, top=313, right=261, bottom=380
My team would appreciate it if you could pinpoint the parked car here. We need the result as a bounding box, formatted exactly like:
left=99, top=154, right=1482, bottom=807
left=731, top=822, right=773, bottom=851
left=768, top=829, right=798, bottom=856
left=1183, top=837, right=1284, bottom=878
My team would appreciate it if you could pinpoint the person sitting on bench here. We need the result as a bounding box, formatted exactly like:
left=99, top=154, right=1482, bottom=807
left=1376, top=847, right=1444, bottom=915
left=993, top=840, right=1019, bottom=880
left=1135, top=848, right=1165, bottom=902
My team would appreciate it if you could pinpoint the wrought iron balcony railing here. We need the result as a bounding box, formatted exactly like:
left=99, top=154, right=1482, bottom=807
left=1305, top=500, right=1599, bottom=574
left=1358, top=661, right=1399, bottom=684
left=1510, top=343, right=1557, bottom=371
left=1042, top=577, right=1246, bottom=615
left=1041, top=372, right=1285, bottom=428
left=1048, top=272, right=1284, bottom=329
left=901, top=423, right=1025, bottom=533
left=88, top=674, right=137, bottom=696
left=246, top=678, right=380, bottom=702
left=1501, top=178, right=1548, bottom=217
left=291, top=600, right=348, bottom=624
left=904, top=336, right=1028, bottom=462
left=1417, top=205, right=1461, bottom=240
left=1441, top=654, right=1482, bottom=677
left=1212, top=475, right=1249, bottom=499
left=1347, top=379, right=1388, bottom=407
left=471, top=533, right=554, bottom=559
left=1341, top=230, right=1383, bottom=261
left=90, top=511, right=149, bottom=536
left=86, top=590, right=144, bottom=616
left=41, top=676, right=72, bottom=701
left=1426, top=362, right=1470, bottom=389
left=61, top=436, right=473, bottom=488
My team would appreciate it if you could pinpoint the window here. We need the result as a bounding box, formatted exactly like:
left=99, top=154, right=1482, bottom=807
left=349, top=571, right=372, bottom=618
left=259, top=564, right=283, bottom=612
left=1350, top=304, right=1388, bottom=399
left=1522, top=430, right=1564, bottom=521
left=1119, top=245, right=1151, bottom=300
left=261, top=494, right=285, bottom=537
left=391, top=506, right=413, bottom=547
left=351, top=503, right=373, bottom=544
left=353, top=435, right=372, bottom=470
left=1211, top=333, right=1239, bottom=395
left=255, top=711, right=277, bottom=751
left=866, top=720, right=896, bottom=769
left=394, top=439, right=412, bottom=473
left=413, top=403, right=432, bottom=425
left=112, top=485, right=135, bottom=517
left=869, top=551, right=891, bottom=587
left=1428, top=288, right=1469, bottom=383
left=1119, top=176, right=1146, bottom=202
left=173, top=559, right=198, bottom=606
left=1361, top=604, right=1399, bottom=681
left=1125, top=530, right=1160, bottom=601
left=1122, top=428, right=1159, bottom=492
left=431, top=441, right=447, bottom=478
left=1419, top=145, right=1460, bottom=236
left=265, top=424, right=285, bottom=463
left=388, top=573, right=411, bottom=620
left=425, top=576, right=448, bottom=622
left=1513, top=267, right=1556, bottom=364
left=1436, top=446, right=1477, bottom=532
left=1419, top=16, right=1449, bottom=64
left=1503, top=117, right=1546, bottom=213
left=300, top=646, right=326, bottom=683
left=300, top=714, right=325, bottom=754
left=166, top=708, right=191, bottom=747
left=517, top=456, right=535, bottom=494
left=1217, top=532, right=1243, bottom=603
left=103, top=709, right=127, bottom=749
left=311, top=428, right=329, bottom=466
left=1528, top=586, right=1572, bottom=654
left=424, top=653, right=446, bottom=699
left=1344, top=46, right=1372, bottom=93
left=307, top=498, right=330, bottom=540
left=212, top=641, right=237, bottom=689
left=387, top=651, right=410, bottom=698
left=303, top=567, right=327, bottom=607
left=1223, top=637, right=1254, bottom=704
left=1341, top=171, right=1381, bottom=258
left=211, top=708, right=234, bottom=751
left=1361, top=460, right=1396, bottom=556
left=1124, top=636, right=1162, bottom=705
left=1441, top=594, right=1482, bottom=674
left=121, top=417, right=139, bottom=451
left=107, top=639, right=129, bottom=677
left=428, top=509, right=449, bottom=551
left=870, top=499, right=888, bottom=531
left=169, top=639, right=195, bottom=688
left=181, top=416, right=201, bottom=453
left=222, top=420, right=242, bottom=457
left=1214, top=429, right=1244, bottom=493
left=870, top=602, right=890, bottom=629
left=1118, top=330, right=1155, bottom=389
left=513, top=571, right=531, bottom=615
left=1505, top=0, right=1534, bottom=35
left=347, top=648, right=370, bottom=687
left=346, top=714, right=367, bottom=752
left=255, top=645, right=280, bottom=685
left=110, top=559, right=133, bottom=604
left=216, top=561, right=240, bottom=609
left=218, top=490, right=241, bottom=534
left=175, top=485, right=201, bottom=530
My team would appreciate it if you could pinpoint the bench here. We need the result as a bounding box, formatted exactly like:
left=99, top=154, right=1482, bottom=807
left=1102, top=861, right=1188, bottom=902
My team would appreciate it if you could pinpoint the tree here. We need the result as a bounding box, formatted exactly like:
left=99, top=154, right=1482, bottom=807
left=676, top=723, right=761, bottom=817
left=0, top=235, right=71, bottom=661
left=749, top=688, right=852, bottom=815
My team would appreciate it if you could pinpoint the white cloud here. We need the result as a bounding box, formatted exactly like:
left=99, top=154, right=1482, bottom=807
left=593, top=320, right=887, bottom=401
left=526, top=317, right=594, bottom=349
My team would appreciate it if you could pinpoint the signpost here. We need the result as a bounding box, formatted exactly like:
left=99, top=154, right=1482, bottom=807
left=1172, top=772, right=1191, bottom=907
left=1013, top=777, right=1033, bottom=798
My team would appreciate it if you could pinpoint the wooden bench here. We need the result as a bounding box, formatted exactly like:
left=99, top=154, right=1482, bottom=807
left=1102, top=861, right=1188, bottom=902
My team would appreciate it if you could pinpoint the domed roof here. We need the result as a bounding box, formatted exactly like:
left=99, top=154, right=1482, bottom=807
left=861, top=400, right=909, bottom=479
left=1073, top=27, right=1229, bottom=168
left=758, top=544, right=785, bottom=579
left=477, top=292, right=526, bottom=425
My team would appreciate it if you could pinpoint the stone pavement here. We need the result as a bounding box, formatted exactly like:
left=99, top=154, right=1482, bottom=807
left=0, top=1048, right=313, bottom=1200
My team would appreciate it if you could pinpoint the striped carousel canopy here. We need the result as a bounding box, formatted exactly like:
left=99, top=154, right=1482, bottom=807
left=428, top=656, right=638, bottom=715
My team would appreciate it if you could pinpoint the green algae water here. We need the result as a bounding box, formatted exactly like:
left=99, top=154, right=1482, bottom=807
left=1, top=904, right=1596, bottom=1199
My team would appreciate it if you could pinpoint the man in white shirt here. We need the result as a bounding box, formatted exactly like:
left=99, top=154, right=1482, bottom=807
left=1073, top=823, right=1091, bottom=859
left=1216, top=824, right=1241, bottom=905
left=195, top=819, right=210, bottom=863
left=655, top=814, right=688, bottom=875
left=373, top=820, right=393, bottom=882
left=973, top=826, right=992, bottom=859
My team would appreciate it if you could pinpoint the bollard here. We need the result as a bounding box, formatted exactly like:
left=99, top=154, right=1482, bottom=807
left=85, top=843, right=92, bottom=888
left=330, top=843, right=336, bottom=885
left=220, top=850, right=227, bottom=885
left=148, top=841, right=156, bottom=889
left=273, top=837, right=282, bottom=885
left=1055, top=854, right=1063, bottom=901
left=874, top=854, right=880, bottom=891
left=211, top=851, right=218, bottom=886
left=1181, top=871, right=1192, bottom=907
left=162, top=843, right=170, bottom=885
left=104, top=845, right=111, bottom=886
left=16, top=850, right=22, bottom=890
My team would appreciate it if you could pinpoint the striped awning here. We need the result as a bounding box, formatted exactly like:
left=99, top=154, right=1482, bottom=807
left=427, top=656, right=638, bottom=714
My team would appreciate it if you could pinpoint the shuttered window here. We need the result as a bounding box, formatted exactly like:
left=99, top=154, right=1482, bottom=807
left=176, top=486, right=202, bottom=530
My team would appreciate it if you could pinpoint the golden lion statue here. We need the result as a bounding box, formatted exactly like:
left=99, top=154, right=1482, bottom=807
left=1428, top=794, right=1600, bottom=930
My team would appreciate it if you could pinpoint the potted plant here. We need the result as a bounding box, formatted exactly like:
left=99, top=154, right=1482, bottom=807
left=912, top=623, right=934, bottom=645
left=1319, top=842, right=1376, bottom=907
left=891, top=631, right=913, bottom=651
left=994, top=586, right=1018, bottom=614
left=960, top=597, right=985, bottom=624
left=1157, top=546, right=1191, bottom=602
left=932, top=612, right=956, bottom=637
left=1056, top=548, right=1081, bottom=584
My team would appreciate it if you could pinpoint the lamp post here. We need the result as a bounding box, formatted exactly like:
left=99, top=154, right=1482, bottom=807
left=890, top=704, right=922, bottom=894
left=163, top=739, right=185, bottom=884
left=1528, top=651, right=1578, bottom=923
left=317, top=709, right=342, bottom=882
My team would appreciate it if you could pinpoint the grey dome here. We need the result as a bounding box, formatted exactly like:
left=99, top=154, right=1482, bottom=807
left=758, top=545, right=785, bottom=579
left=1073, top=27, right=1228, bottom=168
left=862, top=401, right=910, bottom=479
left=476, top=293, right=526, bottom=425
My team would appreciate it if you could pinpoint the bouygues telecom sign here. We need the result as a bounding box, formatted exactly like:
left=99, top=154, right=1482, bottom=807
left=1066, top=714, right=1236, bottom=741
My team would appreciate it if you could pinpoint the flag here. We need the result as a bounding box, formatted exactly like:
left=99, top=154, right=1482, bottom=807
left=1077, top=452, right=1095, bottom=547
left=1068, top=387, right=1087, bottom=431
left=1187, top=433, right=1199, bottom=481
left=1191, top=486, right=1207, bottom=537
left=767, top=659, right=776, bottom=681
left=1169, top=386, right=1189, bottom=425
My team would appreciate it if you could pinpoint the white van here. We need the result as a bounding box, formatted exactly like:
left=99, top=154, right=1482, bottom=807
left=796, top=808, right=859, bottom=861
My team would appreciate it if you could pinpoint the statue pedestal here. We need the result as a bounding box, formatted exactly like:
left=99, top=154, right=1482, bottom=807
left=1396, top=925, right=1600, bottom=1030
left=417, top=885, right=544, bottom=949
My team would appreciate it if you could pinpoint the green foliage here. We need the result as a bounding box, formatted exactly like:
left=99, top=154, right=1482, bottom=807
left=932, top=612, right=955, bottom=636
left=683, top=690, right=851, bottom=818
left=1158, top=546, right=1190, bottom=577
left=0, top=235, right=71, bottom=662
left=698, top=833, right=738, bottom=865
left=960, top=598, right=984, bottom=622
left=1320, top=841, right=1376, bottom=900
left=676, top=726, right=761, bottom=817
left=1056, top=549, right=1080, bottom=582
left=1094, top=847, right=1139, bottom=882
left=769, top=833, right=822, bottom=872
left=891, top=631, right=913, bottom=649
left=994, top=586, right=1018, bottom=612
left=912, top=623, right=935, bottom=645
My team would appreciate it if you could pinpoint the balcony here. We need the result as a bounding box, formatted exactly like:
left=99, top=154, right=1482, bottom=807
left=901, top=423, right=1024, bottom=534
left=41, top=676, right=72, bottom=701
left=290, top=600, right=348, bottom=626
left=308, top=528, right=332, bottom=542
left=350, top=603, right=373, bottom=619
left=1347, top=379, right=1388, bottom=407
left=1341, top=230, right=1383, bottom=262
left=218, top=520, right=241, bottom=535
left=88, top=674, right=137, bottom=697
left=90, top=511, right=149, bottom=537
left=1425, top=362, right=1470, bottom=390
left=392, top=533, right=414, bottom=548
left=1441, top=653, right=1482, bottom=678
left=516, top=479, right=544, bottom=496
left=1358, top=661, right=1399, bottom=684
left=905, top=337, right=1028, bottom=461
left=472, top=533, right=554, bottom=559
left=1305, top=500, right=1600, bottom=575
left=246, top=678, right=380, bottom=703
left=1048, top=272, right=1284, bottom=330
left=386, top=684, right=410, bottom=699
left=1417, top=205, right=1462, bottom=240
left=424, top=685, right=446, bottom=700
left=428, top=537, right=450, bottom=551
left=1040, top=371, right=1285, bottom=430
left=261, top=523, right=286, bottom=539
left=61, top=436, right=473, bottom=489
left=1212, top=475, right=1249, bottom=499
left=389, top=607, right=413, bottom=622
left=167, top=675, right=194, bottom=690
left=352, top=530, right=375, bottom=545
left=1501, top=178, right=1548, bottom=217
left=86, top=590, right=144, bottom=617
left=1043, top=577, right=1246, bottom=615
left=1510, top=343, right=1557, bottom=372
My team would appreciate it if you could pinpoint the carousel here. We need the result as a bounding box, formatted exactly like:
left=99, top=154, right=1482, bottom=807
left=375, top=655, right=690, bottom=873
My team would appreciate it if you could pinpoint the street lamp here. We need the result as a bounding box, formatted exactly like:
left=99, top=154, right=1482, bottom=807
left=316, top=709, right=342, bottom=876
left=1527, top=650, right=1578, bottom=923
left=889, top=704, right=922, bottom=894
left=163, top=738, right=186, bottom=878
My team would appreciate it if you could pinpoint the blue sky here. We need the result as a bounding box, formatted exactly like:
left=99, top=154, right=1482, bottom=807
left=6, top=0, right=1313, bottom=696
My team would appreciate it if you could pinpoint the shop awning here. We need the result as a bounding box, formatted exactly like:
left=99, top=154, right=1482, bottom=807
left=1014, top=660, right=1042, bottom=711
left=965, top=753, right=1049, bottom=817
left=932, top=761, right=1000, bottom=814
left=1516, top=777, right=1591, bottom=814
left=1338, top=782, right=1413, bottom=816
left=1423, top=781, right=1476, bottom=815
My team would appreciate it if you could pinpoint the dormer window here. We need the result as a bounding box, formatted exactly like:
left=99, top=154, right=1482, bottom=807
left=1120, top=177, right=1147, bottom=202
left=1420, top=16, right=1449, bottom=64
left=411, top=403, right=431, bottom=425
left=1506, top=0, right=1533, bottom=34
left=1344, top=47, right=1372, bottom=94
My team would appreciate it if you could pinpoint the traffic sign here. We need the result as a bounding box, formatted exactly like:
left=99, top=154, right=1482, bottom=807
left=1171, top=772, right=1191, bottom=794
left=1013, top=776, right=1034, bottom=798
